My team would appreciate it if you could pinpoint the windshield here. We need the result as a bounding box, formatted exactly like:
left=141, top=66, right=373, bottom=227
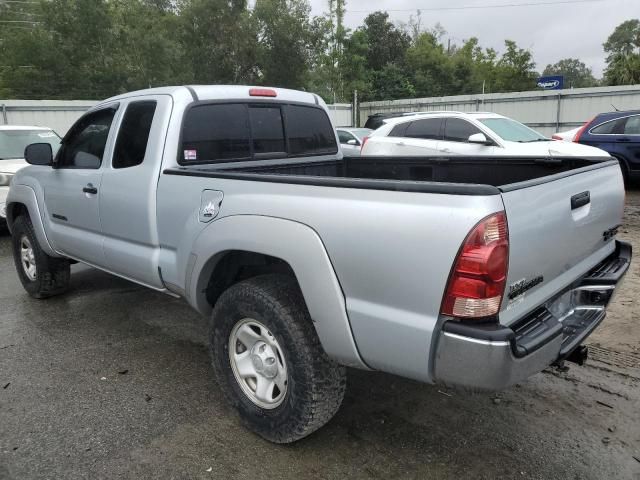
left=349, top=128, right=373, bottom=140
left=479, top=118, right=548, bottom=142
left=0, top=129, right=61, bottom=160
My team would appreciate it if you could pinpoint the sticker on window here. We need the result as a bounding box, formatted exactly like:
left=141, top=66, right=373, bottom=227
left=184, top=149, right=197, bottom=161
left=37, top=132, right=57, bottom=138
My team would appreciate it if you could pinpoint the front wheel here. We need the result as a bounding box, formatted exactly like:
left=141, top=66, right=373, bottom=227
left=209, top=274, right=347, bottom=443
left=11, top=215, right=70, bottom=298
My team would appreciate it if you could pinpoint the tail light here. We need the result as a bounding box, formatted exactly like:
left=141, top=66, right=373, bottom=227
left=360, top=136, right=369, bottom=152
left=573, top=118, right=593, bottom=143
left=441, top=212, right=509, bottom=319
left=249, top=88, right=277, bottom=97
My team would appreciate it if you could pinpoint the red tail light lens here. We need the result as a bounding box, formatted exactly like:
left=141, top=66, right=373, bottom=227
left=573, top=118, right=593, bottom=143
left=441, top=212, right=509, bottom=319
left=360, top=136, right=369, bottom=152
left=249, top=88, right=277, bottom=97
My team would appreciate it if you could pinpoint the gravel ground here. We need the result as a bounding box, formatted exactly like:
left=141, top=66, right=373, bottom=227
left=1, top=193, right=640, bottom=480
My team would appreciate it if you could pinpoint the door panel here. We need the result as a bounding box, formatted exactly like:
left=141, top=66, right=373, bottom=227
left=100, top=95, right=171, bottom=288
left=43, top=106, right=118, bottom=264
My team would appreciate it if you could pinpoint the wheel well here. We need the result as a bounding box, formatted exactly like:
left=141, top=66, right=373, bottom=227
left=7, top=202, right=29, bottom=229
left=205, top=251, right=296, bottom=308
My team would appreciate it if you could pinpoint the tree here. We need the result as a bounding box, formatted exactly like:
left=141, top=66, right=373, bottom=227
left=253, top=0, right=321, bottom=89
left=360, top=12, right=411, bottom=71
left=494, top=40, right=537, bottom=92
left=179, top=0, right=258, bottom=85
left=543, top=58, right=597, bottom=88
left=405, top=32, right=452, bottom=97
left=603, top=19, right=640, bottom=86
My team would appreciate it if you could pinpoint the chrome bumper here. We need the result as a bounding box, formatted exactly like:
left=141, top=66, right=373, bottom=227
left=433, top=241, right=631, bottom=391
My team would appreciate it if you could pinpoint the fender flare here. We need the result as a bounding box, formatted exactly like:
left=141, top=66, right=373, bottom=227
left=187, top=214, right=367, bottom=369
left=6, top=184, right=60, bottom=257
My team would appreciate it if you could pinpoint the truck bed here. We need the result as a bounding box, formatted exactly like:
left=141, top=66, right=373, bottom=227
left=164, top=155, right=617, bottom=195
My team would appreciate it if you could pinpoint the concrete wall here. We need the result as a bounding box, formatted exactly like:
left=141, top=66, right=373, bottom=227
left=1, top=99, right=355, bottom=133
left=4, top=85, right=639, bottom=136
left=1, top=100, right=98, bottom=135
left=358, top=85, right=640, bottom=136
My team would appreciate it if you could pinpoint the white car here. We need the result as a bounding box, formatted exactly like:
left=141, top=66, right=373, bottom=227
left=336, top=127, right=372, bottom=156
left=361, top=112, right=610, bottom=158
left=0, top=126, right=60, bottom=225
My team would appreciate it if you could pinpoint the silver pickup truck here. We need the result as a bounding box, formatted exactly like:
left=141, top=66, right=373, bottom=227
left=5, top=86, right=631, bottom=443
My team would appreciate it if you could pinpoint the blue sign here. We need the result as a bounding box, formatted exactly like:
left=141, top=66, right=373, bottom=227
left=537, top=75, right=564, bottom=90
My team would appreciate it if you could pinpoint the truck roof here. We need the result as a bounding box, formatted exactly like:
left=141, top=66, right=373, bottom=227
left=98, top=85, right=324, bottom=108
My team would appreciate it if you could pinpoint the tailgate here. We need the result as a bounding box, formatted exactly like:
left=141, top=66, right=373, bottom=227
left=499, top=161, right=625, bottom=325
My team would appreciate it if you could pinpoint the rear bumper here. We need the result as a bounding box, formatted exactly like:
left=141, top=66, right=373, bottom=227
left=433, top=240, right=631, bottom=390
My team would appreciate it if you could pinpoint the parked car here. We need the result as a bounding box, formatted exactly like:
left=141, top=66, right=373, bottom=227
left=6, top=86, right=630, bottom=443
left=0, top=126, right=60, bottom=227
left=363, top=111, right=434, bottom=130
left=361, top=112, right=611, bottom=158
left=564, top=110, right=640, bottom=182
left=336, top=127, right=372, bottom=156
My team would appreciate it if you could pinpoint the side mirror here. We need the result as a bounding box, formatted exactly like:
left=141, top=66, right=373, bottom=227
left=24, top=143, right=53, bottom=166
left=468, top=133, right=491, bottom=145
left=346, top=139, right=359, bottom=146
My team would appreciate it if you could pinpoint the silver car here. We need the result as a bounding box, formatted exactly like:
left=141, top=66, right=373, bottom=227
left=336, top=127, right=372, bottom=156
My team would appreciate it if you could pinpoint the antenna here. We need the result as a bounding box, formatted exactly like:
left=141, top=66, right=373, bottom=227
left=611, top=103, right=620, bottom=112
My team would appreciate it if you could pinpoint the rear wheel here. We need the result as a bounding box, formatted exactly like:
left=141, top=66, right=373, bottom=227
left=209, top=274, right=346, bottom=443
left=11, top=215, right=70, bottom=298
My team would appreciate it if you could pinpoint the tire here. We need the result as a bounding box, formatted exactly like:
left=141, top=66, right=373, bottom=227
left=11, top=215, right=70, bottom=298
left=209, top=274, right=347, bottom=443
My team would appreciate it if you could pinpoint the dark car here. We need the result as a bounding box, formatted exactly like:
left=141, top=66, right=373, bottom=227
left=573, top=110, right=640, bottom=182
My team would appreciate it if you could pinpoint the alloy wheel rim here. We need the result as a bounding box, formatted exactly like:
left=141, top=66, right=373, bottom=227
left=228, top=318, right=288, bottom=409
left=20, top=236, right=37, bottom=281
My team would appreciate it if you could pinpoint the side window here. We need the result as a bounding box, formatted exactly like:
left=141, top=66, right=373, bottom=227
left=623, top=115, right=640, bottom=135
left=249, top=106, right=285, bottom=155
left=58, top=108, right=117, bottom=169
left=591, top=118, right=626, bottom=135
left=285, top=105, right=338, bottom=156
left=181, top=104, right=250, bottom=163
left=338, top=131, right=355, bottom=144
left=443, top=118, right=483, bottom=142
left=113, top=101, right=157, bottom=169
left=389, top=123, right=409, bottom=137
left=404, top=119, right=442, bottom=140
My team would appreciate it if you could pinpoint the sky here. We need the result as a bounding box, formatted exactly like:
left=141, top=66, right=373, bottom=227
left=307, top=0, right=638, bottom=77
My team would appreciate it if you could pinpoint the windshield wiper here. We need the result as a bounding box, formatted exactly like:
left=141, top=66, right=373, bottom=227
left=517, top=138, right=552, bottom=143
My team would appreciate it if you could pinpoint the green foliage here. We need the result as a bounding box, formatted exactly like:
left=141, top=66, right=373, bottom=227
left=603, top=19, right=640, bottom=86
left=0, top=4, right=636, bottom=101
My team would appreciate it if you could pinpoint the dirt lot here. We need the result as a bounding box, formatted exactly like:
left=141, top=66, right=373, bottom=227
left=1, top=193, right=640, bottom=480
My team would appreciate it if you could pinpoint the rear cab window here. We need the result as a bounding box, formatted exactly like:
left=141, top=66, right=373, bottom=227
left=180, top=102, right=337, bottom=164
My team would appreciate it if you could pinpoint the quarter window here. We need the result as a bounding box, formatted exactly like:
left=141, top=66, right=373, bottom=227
left=591, top=118, right=626, bottom=135
left=58, top=108, right=117, bottom=169
left=624, top=115, right=640, bottom=135
left=113, top=101, right=157, bottom=169
left=403, top=119, right=442, bottom=140
left=443, top=118, right=483, bottom=142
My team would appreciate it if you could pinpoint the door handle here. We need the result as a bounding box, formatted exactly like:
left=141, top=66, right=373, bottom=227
left=440, top=148, right=451, bottom=153
left=617, top=137, right=631, bottom=142
left=571, top=191, right=590, bottom=210
left=83, top=184, right=98, bottom=195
